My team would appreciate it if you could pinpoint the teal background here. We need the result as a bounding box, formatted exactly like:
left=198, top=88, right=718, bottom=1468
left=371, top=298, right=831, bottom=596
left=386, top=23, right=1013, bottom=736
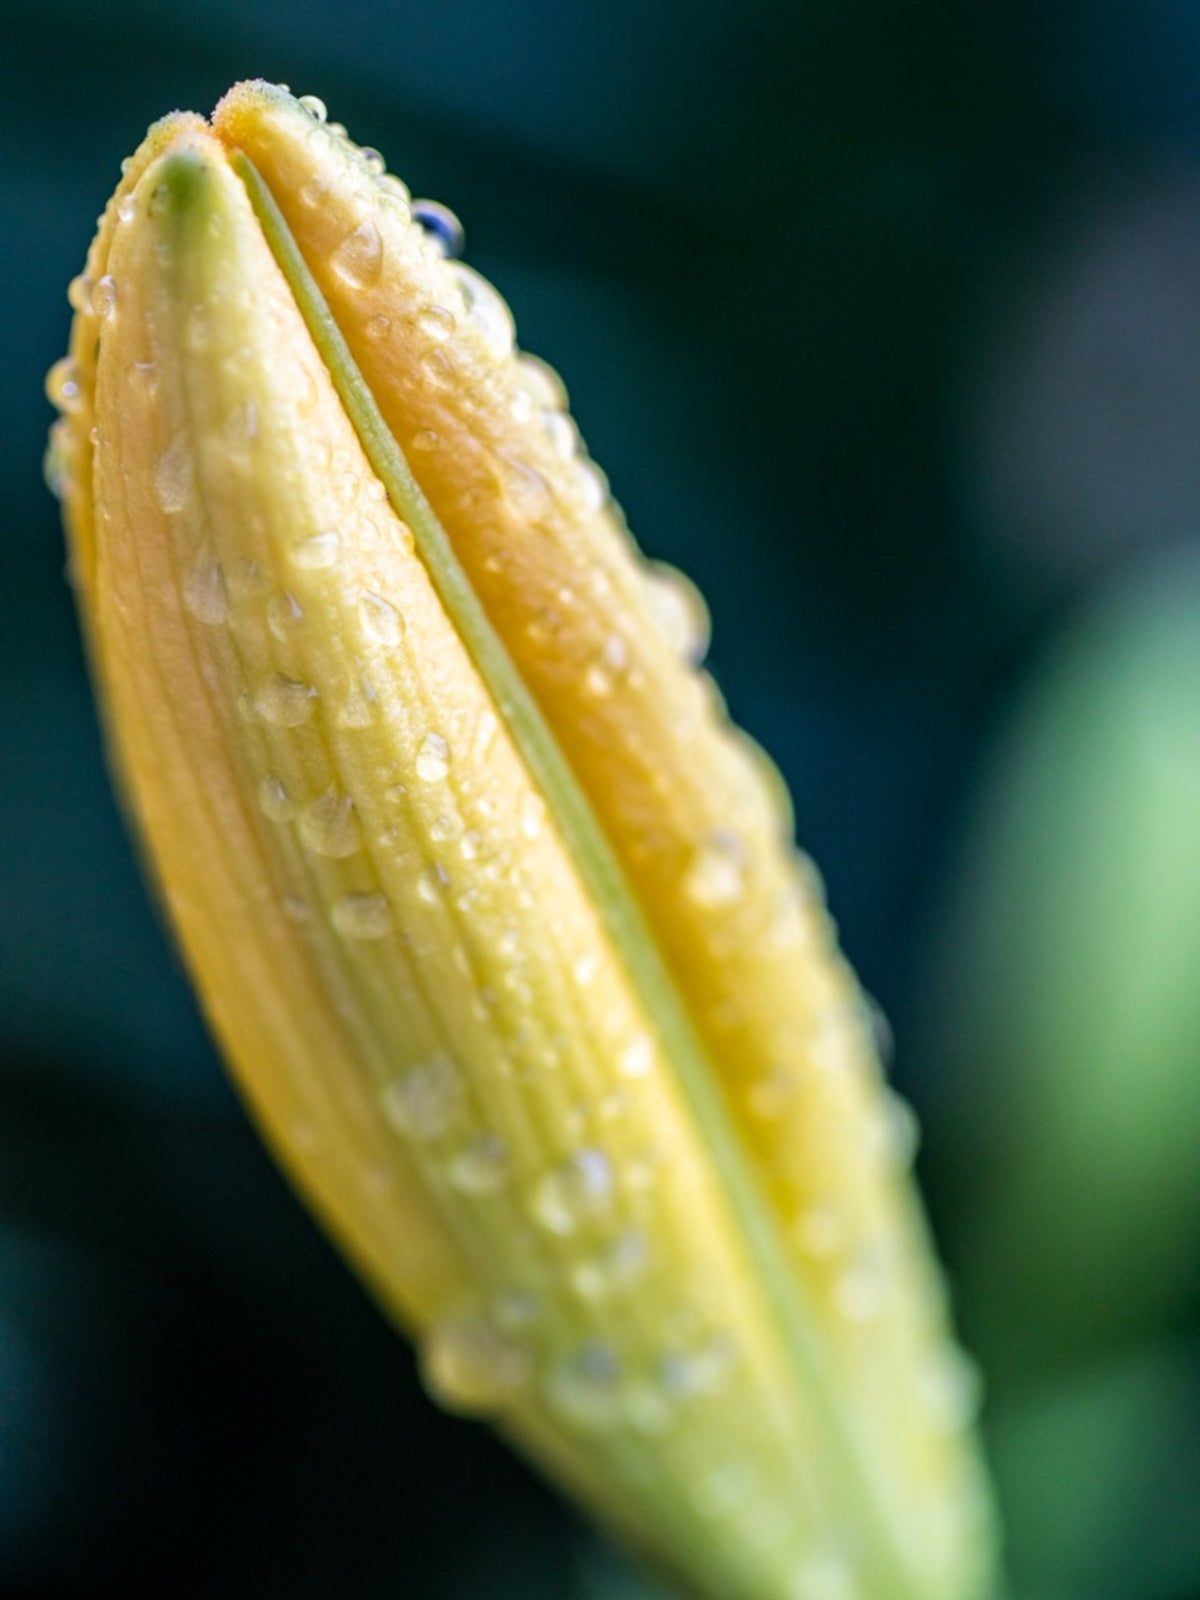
left=1, top=1, right=1199, bottom=1595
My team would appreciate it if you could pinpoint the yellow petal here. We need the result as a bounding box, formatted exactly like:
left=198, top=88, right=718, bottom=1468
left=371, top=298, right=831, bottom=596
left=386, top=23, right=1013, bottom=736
left=213, top=82, right=994, bottom=1595
left=54, top=121, right=948, bottom=1599
left=46, top=84, right=1001, bottom=1600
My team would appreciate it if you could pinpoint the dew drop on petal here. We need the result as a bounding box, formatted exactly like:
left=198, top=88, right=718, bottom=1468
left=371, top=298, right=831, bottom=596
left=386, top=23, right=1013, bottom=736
left=544, top=1342, right=622, bottom=1430
left=447, top=1134, right=510, bottom=1194
left=332, top=891, right=394, bottom=940
left=299, top=791, right=361, bottom=857
left=684, top=830, right=746, bottom=907
left=381, top=1054, right=461, bottom=1140
left=298, top=93, right=327, bottom=122
left=257, top=774, right=294, bottom=822
left=267, top=590, right=304, bottom=642
left=919, top=1347, right=983, bottom=1433
left=542, top=409, right=578, bottom=460
left=255, top=673, right=317, bottom=728
left=519, top=792, right=545, bottom=841
left=516, top=353, right=567, bottom=411
left=834, top=1251, right=888, bottom=1324
left=331, top=216, right=383, bottom=288
left=643, top=560, right=711, bottom=665
left=411, top=199, right=465, bottom=258
left=359, top=589, right=404, bottom=645
left=153, top=431, right=193, bottom=513
left=44, top=360, right=82, bottom=412
left=416, top=731, right=451, bottom=783
left=448, top=263, right=515, bottom=363
left=182, top=547, right=229, bottom=625
left=532, top=1149, right=614, bottom=1235
left=569, top=1229, right=647, bottom=1300
left=416, top=304, right=456, bottom=344
left=422, top=1307, right=529, bottom=1415
left=618, top=1033, right=653, bottom=1079
left=91, top=274, right=117, bottom=318
left=291, top=529, right=339, bottom=569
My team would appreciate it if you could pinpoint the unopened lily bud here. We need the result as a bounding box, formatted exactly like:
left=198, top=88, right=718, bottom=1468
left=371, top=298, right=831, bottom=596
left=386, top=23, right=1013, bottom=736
left=47, top=83, right=996, bottom=1600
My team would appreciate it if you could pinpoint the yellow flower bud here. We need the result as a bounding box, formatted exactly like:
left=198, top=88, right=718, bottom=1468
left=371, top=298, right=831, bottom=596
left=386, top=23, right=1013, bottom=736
left=47, top=83, right=996, bottom=1600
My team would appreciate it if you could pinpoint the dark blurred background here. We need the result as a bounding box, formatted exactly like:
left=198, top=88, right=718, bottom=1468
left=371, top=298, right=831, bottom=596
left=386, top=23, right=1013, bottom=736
left=2, top=1, right=1199, bottom=1595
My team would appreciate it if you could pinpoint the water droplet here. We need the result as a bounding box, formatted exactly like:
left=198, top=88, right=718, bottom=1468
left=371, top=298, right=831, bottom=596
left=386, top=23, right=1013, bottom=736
left=410, top=428, right=439, bottom=453
left=381, top=1053, right=461, bottom=1139
left=358, top=145, right=386, bottom=177
left=661, top=1333, right=735, bottom=1400
left=422, top=1308, right=529, bottom=1415
left=331, top=216, right=383, bottom=288
left=643, top=561, right=711, bottom=665
left=45, top=357, right=82, bottom=413
left=411, top=199, right=464, bottom=258
left=416, top=731, right=451, bottom=782
left=298, top=93, right=327, bottom=122
left=459, top=830, right=482, bottom=861
left=43, top=421, right=70, bottom=499
left=683, top=830, right=746, bottom=907
left=418, top=347, right=455, bottom=388
left=282, top=893, right=312, bottom=923
left=416, top=304, right=456, bottom=344
left=299, top=791, right=360, bottom=857
left=447, top=1134, right=509, bottom=1194
left=919, top=1348, right=983, bottom=1433
left=870, top=1088, right=920, bottom=1169
left=338, top=680, right=377, bottom=728
left=300, top=177, right=329, bottom=208
left=267, top=590, right=304, bottom=641
left=257, top=774, right=294, bottom=822
left=333, top=891, right=394, bottom=940
left=377, top=173, right=411, bottom=207
left=573, top=952, right=598, bottom=988
left=618, top=1033, right=653, bottom=1079
left=516, top=354, right=567, bottom=411
left=67, top=274, right=92, bottom=313
left=498, top=454, right=552, bottom=519
left=255, top=674, right=317, bottom=728
left=182, top=548, right=229, bottom=625
left=583, top=633, right=628, bottom=698
left=569, top=1229, right=647, bottom=1300
left=91, top=273, right=117, bottom=318
left=834, top=1251, right=888, bottom=1324
left=492, top=1289, right=539, bottom=1330
left=544, top=1342, right=622, bottom=1430
left=291, top=529, right=339, bottom=569
left=576, top=459, right=608, bottom=511
left=415, top=863, right=448, bottom=905
left=472, top=708, right=498, bottom=760
left=519, top=792, right=545, bottom=841
left=541, top=409, right=578, bottom=459
left=153, top=431, right=193, bottom=513
left=532, top=1149, right=613, bottom=1235
left=429, top=814, right=455, bottom=845
left=448, top=263, right=515, bottom=362
left=359, top=589, right=404, bottom=645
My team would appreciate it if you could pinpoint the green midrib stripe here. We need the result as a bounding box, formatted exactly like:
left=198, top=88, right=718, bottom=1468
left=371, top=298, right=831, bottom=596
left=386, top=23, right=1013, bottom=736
left=233, top=149, right=914, bottom=1598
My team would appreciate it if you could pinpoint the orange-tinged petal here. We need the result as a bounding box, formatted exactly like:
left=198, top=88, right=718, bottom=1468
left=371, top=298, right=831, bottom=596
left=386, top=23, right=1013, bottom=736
left=50, top=121, right=946, bottom=1600
left=213, top=81, right=994, bottom=1595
